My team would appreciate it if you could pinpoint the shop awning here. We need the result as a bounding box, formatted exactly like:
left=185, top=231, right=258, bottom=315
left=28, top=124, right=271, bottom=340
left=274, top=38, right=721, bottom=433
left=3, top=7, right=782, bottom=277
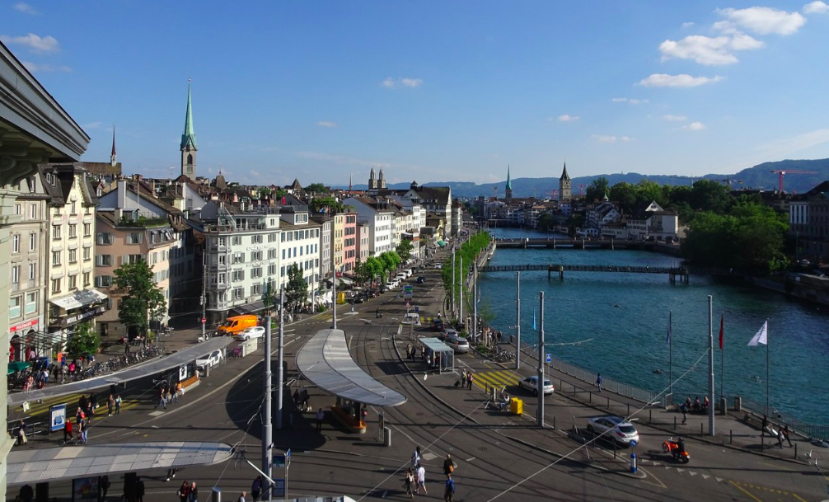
left=49, top=289, right=107, bottom=310
left=437, top=240, right=447, bottom=247
left=7, top=361, right=30, bottom=375
left=232, top=300, right=269, bottom=315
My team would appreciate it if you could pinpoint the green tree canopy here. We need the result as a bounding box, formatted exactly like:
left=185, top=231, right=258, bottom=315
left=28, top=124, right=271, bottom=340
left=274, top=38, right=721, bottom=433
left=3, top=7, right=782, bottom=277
left=585, top=177, right=609, bottom=203
left=67, top=321, right=99, bottom=358
left=114, top=259, right=167, bottom=337
left=396, top=240, right=414, bottom=262
left=377, top=251, right=402, bottom=281
left=305, top=183, right=328, bottom=194
left=285, top=264, right=308, bottom=311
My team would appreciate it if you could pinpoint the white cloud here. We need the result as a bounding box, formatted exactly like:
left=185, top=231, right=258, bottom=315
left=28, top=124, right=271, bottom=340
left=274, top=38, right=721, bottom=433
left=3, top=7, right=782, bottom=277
left=758, top=128, right=829, bottom=158
left=591, top=135, right=634, bottom=144
left=22, top=61, right=71, bottom=73
left=663, top=114, right=688, bottom=122
left=81, top=121, right=102, bottom=130
left=803, top=1, right=829, bottom=14
left=682, top=21, right=695, bottom=28
left=316, top=121, right=337, bottom=128
left=557, top=114, right=580, bottom=122
left=610, top=97, right=648, bottom=104
left=14, top=3, right=40, bottom=15
left=0, top=33, right=59, bottom=53
left=380, top=77, right=423, bottom=89
left=638, top=73, right=724, bottom=87
left=717, top=7, right=806, bottom=35
left=620, top=136, right=635, bottom=142
left=659, top=33, right=763, bottom=65
left=684, top=121, right=707, bottom=131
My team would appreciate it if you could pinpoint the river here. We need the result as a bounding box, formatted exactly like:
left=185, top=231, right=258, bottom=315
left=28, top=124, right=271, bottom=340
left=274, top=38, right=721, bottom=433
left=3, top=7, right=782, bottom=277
left=479, top=229, right=829, bottom=424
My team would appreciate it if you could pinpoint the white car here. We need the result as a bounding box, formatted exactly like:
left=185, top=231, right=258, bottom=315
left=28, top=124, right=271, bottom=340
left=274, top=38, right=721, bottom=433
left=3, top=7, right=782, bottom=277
left=519, top=376, right=554, bottom=396
left=235, top=326, right=266, bottom=341
left=444, top=334, right=470, bottom=354
left=586, top=416, right=640, bottom=446
left=196, top=349, right=224, bottom=369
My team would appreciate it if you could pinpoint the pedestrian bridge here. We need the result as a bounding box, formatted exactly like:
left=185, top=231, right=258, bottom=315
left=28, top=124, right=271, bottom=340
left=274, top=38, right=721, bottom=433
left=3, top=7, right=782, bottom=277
left=480, top=263, right=690, bottom=282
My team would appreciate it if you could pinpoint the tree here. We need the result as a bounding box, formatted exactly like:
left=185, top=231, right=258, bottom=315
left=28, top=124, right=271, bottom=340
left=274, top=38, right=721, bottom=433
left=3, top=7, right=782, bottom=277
left=309, top=196, right=345, bottom=215
left=285, top=264, right=308, bottom=311
left=304, top=183, right=328, bottom=194
left=262, top=281, right=277, bottom=314
left=396, top=240, right=414, bottom=262
left=585, top=177, right=610, bottom=203
left=378, top=251, right=401, bottom=281
left=66, top=321, right=99, bottom=358
left=362, top=257, right=384, bottom=285
left=114, top=259, right=167, bottom=337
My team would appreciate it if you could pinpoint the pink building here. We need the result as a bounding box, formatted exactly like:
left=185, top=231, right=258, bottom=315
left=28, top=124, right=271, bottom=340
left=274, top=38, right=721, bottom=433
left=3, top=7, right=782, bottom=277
left=343, top=213, right=357, bottom=273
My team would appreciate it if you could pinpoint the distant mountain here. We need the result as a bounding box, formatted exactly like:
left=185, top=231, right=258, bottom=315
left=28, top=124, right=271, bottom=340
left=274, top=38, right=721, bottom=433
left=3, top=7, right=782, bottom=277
left=343, top=159, right=829, bottom=198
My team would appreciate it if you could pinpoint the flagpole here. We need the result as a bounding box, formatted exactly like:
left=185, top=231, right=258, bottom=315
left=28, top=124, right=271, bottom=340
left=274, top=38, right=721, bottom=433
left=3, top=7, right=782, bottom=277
left=766, top=319, right=769, bottom=417
left=669, top=310, right=672, bottom=397
left=708, top=295, right=715, bottom=436
left=515, top=272, right=521, bottom=371
left=720, top=314, right=724, bottom=400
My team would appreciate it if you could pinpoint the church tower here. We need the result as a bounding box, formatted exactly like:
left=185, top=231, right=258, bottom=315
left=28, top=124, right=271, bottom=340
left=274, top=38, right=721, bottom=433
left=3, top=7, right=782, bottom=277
left=505, top=165, right=513, bottom=199
left=368, top=167, right=377, bottom=190
left=559, top=162, right=571, bottom=202
left=110, top=126, right=117, bottom=167
left=180, top=80, right=198, bottom=179
left=378, top=168, right=386, bottom=189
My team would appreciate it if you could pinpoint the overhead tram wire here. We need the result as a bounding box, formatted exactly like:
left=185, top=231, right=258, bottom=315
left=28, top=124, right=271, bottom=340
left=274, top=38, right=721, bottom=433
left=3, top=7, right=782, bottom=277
left=485, top=346, right=713, bottom=502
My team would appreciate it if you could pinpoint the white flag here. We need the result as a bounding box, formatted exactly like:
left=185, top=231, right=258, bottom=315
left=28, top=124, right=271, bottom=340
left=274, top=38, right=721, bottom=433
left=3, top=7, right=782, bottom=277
left=747, top=321, right=768, bottom=346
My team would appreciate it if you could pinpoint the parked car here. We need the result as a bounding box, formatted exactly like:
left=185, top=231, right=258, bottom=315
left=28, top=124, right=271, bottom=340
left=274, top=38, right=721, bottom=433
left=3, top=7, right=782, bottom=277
left=519, top=376, right=554, bottom=396
left=196, top=349, right=224, bottom=369
left=354, top=297, right=365, bottom=304
left=234, top=326, right=266, bottom=341
left=586, top=416, right=640, bottom=446
left=416, top=276, right=426, bottom=284
left=444, top=333, right=470, bottom=353
left=438, top=328, right=458, bottom=341
left=430, top=318, right=445, bottom=331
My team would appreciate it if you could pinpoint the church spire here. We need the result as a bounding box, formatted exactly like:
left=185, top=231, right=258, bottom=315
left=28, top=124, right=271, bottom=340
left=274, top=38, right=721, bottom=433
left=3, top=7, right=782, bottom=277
left=110, top=125, right=117, bottom=167
left=180, top=80, right=198, bottom=179
left=349, top=173, right=353, bottom=193
left=505, top=165, right=513, bottom=199
left=560, top=162, right=570, bottom=181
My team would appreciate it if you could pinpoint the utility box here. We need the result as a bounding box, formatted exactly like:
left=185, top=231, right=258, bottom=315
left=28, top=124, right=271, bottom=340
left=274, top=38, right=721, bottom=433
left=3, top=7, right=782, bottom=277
left=510, top=397, right=523, bottom=416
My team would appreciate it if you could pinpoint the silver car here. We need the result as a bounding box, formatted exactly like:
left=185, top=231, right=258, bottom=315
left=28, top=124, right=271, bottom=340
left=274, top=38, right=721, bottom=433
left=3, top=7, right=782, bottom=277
left=586, top=416, right=640, bottom=446
left=444, top=334, right=470, bottom=353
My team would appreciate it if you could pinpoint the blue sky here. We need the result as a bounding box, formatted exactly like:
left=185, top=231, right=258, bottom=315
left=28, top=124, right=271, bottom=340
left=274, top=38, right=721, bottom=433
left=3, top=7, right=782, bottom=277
left=3, top=1, right=829, bottom=185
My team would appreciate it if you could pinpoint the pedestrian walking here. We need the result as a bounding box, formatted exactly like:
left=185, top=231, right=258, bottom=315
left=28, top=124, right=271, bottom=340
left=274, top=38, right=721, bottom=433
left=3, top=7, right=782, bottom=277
left=416, top=463, right=427, bottom=495
left=443, top=454, right=455, bottom=475
left=444, top=473, right=455, bottom=502
left=136, top=476, right=145, bottom=502
left=783, top=425, right=793, bottom=447
left=107, top=394, right=114, bottom=416
left=115, top=395, right=122, bottom=415
left=316, top=408, right=324, bottom=431
left=16, top=420, right=27, bottom=446
left=79, top=419, right=88, bottom=444
left=167, top=468, right=178, bottom=481
left=680, top=402, right=688, bottom=425
left=101, top=475, right=110, bottom=499
left=251, top=476, right=262, bottom=502
left=189, top=481, right=198, bottom=502
left=411, top=446, right=422, bottom=468
left=177, top=481, right=190, bottom=502
left=461, top=369, right=467, bottom=385
left=404, top=468, right=415, bottom=498
left=63, top=419, right=73, bottom=443
left=466, top=370, right=473, bottom=390
left=237, top=491, right=247, bottom=502
left=157, top=387, right=167, bottom=409
left=777, top=428, right=784, bottom=448
left=173, top=382, right=181, bottom=404
left=596, top=373, right=603, bottom=393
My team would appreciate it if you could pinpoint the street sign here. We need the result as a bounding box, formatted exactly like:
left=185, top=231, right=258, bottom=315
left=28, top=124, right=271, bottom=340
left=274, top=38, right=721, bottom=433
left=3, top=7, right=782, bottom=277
left=201, top=318, right=206, bottom=324
left=286, top=448, right=291, bottom=459
left=273, top=455, right=285, bottom=468
left=415, top=306, right=419, bottom=313
left=546, top=353, right=552, bottom=363
left=273, top=479, right=285, bottom=497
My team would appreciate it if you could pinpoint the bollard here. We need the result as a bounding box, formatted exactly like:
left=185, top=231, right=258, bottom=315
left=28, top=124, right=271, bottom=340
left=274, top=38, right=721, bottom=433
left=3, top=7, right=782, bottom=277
left=384, top=427, right=392, bottom=447
left=794, top=443, right=797, bottom=459
left=627, top=403, right=630, bottom=417
left=674, top=416, right=677, bottom=430
left=630, top=453, right=637, bottom=473
left=730, top=429, right=733, bottom=444
left=589, top=392, right=592, bottom=403
left=211, top=486, right=221, bottom=502
left=649, top=409, right=652, bottom=423
left=700, top=423, right=703, bottom=436
left=607, top=397, right=610, bottom=409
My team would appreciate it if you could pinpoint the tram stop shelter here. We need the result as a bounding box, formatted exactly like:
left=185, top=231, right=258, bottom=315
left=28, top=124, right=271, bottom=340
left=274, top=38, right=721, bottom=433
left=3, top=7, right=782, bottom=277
left=418, top=337, right=454, bottom=375
left=297, top=328, right=406, bottom=433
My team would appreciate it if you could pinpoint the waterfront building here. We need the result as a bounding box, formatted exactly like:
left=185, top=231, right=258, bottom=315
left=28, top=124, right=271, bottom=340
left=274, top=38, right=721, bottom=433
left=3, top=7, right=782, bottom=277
left=401, top=182, right=453, bottom=238
left=452, top=199, right=464, bottom=235
left=586, top=201, right=621, bottom=230
left=356, top=223, right=370, bottom=263
left=95, top=179, right=189, bottom=338
left=180, top=81, right=198, bottom=180
left=8, top=173, right=50, bottom=362
left=789, top=181, right=829, bottom=264
left=332, top=213, right=345, bottom=274
left=43, top=164, right=107, bottom=350
left=387, top=196, right=424, bottom=260
left=342, top=196, right=395, bottom=255
left=279, top=204, right=321, bottom=299
left=622, top=201, right=679, bottom=241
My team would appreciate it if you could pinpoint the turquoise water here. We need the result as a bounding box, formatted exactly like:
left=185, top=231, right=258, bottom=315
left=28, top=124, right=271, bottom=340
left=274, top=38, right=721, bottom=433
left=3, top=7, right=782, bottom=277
left=477, top=244, right=829, bottom=424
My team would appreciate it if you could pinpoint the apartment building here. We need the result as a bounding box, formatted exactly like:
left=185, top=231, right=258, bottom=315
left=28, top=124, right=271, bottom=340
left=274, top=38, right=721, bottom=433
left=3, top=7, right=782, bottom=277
left=342, top=196, right=394, bottom=256
left=357, top=223, right=370, bottom=263
left=332, top=213, right=345, bottom=274
left=343, top=213, right=357, bottom=273
left=279, top=205, right=321, bottom=298
left=43, top=164, right=106, bottom=350
left=8, top=173, right=50, bottom=361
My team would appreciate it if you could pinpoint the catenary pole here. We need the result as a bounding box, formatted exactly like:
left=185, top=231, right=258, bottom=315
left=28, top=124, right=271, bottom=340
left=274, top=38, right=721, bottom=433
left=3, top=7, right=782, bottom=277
left=537, top=291, right=545, bottom=427
left=332, top=269, right=337, bottom=330
left=459, top=256, right=464, bottom=322
left=669, top=310, right=673, bottom=397
left=708, top=295, right=715, bottom=436
left=766, top=319, right=770, bottom=417
left=263, top=310, right=273, bottom=500
left=451, top=248, right=456, bottom=318
left=515, top=272, right=521, bottom=371
left=276, top=288, right=284, bottom=430
left=473, top=261, right=478, bottom=343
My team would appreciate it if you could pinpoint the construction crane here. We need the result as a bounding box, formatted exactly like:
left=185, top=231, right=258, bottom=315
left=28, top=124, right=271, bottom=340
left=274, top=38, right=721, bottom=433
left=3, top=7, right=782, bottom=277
left=577, top=184, right=585, bottom=196
left=770, top=169, right=817, bottom=192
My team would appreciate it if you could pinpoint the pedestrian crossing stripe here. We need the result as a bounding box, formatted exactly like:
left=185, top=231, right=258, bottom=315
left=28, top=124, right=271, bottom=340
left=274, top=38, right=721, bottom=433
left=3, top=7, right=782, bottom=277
left=16, top=393, right=140, bottom=418
left=419, top=316, right=439, bottom=324
left=472, top=370, right=521, bottom=391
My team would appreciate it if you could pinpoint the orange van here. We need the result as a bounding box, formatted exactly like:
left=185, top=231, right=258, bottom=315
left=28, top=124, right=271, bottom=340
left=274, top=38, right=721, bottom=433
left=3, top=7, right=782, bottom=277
left=217, top=315, right=259, bottom=336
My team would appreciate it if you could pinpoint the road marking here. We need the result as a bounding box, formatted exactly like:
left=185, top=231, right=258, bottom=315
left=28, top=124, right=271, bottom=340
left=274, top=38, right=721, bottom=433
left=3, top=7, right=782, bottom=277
left=790, top=494, right=808, bottom=502
left=652, top=462, right=661, bottom=466
left=676, top=468, right=684, bottom=474
left=702, top=474, right=709, bottom=480
left=716, top=477, right=723, bottom=482
left=689, top=471, right=697, bottom=476
left=729, top=480, right=764, bottom=502
left=148, top=411, right=165, bottom=416
left=465, top=457, right=476, bottom=462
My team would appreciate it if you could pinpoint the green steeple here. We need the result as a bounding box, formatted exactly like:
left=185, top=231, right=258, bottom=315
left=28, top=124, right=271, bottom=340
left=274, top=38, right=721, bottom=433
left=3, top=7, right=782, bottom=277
left=180, top=80, right=197, bottom=150
left=506, top=165, right=512, bottom=190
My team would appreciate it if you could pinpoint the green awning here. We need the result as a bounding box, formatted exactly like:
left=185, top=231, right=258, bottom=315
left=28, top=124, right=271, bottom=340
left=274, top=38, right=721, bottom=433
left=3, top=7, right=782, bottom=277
left=437, top=240, right=447, bottom=247
left=8, top=361, right=30, bottom=374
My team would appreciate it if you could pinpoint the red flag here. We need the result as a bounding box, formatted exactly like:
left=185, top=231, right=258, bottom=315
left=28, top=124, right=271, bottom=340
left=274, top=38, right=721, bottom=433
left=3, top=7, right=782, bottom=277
left=718, top=314, right=724, bottom=350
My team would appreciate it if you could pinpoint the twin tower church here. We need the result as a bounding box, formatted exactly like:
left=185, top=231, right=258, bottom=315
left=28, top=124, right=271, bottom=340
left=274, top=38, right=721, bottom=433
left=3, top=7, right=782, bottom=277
left=503, top=164, right=571, bottom=202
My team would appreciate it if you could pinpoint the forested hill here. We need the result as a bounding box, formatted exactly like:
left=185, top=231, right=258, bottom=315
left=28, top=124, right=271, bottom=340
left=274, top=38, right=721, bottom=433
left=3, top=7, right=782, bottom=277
left=346, top=158, right=829, bottom=198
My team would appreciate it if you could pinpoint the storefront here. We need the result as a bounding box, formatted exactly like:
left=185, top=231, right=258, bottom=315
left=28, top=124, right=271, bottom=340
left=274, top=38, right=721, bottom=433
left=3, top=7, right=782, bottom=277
left=48, top=289, right=108, bottom=350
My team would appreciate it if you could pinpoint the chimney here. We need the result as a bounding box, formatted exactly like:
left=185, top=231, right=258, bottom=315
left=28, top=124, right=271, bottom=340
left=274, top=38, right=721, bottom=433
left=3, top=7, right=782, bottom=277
left=117, top=179, right=127, bottom=209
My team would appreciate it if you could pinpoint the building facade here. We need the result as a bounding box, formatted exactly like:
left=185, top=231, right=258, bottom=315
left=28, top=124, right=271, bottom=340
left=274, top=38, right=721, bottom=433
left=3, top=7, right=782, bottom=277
left=559, top=163, right=571, bottom=203
left=343, top=213, right=357, bottom=273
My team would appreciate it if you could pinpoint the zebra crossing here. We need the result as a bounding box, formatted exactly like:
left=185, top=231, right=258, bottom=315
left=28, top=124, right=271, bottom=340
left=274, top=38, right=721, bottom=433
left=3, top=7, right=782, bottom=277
left=471, top=370, right=521, bottom=392
left=15, top=392, right=140, bottom=419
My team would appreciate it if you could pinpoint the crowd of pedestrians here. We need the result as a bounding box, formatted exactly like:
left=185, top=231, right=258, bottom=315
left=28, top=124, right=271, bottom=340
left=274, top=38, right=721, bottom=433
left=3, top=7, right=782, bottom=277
left=406, top=447, right=458, bottom=500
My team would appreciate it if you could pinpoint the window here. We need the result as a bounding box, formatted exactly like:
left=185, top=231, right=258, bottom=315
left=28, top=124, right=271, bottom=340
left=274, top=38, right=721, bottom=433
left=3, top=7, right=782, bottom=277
left=25, top=292, right=36, bottom=314
left=251, top=284, right=262, bottom=296
left=69, top=275, right=77, bottom=290
left=53, top=225, right=61, bottom=239
left=11, top=265, right=20, bottom=285
left=28, top=263, right=35, bottom=281
left=97, top=233, right=113, bottom=245
left=95, top=275, right=113, bottom=287
left=233, top=287, right=244, bottom=300
left=83, top=247, right=91, bottom=261
left=68, top=249, right=77, bottom=264
left=29, top=233, right=36, bottom=251
left=10, top=296, right=21, bottom=318
left=252, top=251, right=263, bottom=261
left=269, top=233, right=277, bottom=242
left=83, top=223, right=91, bottom=237
left=52, top=251, right=61, bottom=266
left=252, top=267, right=263, bottom=278
left=51, top=278, right=61, bottom=293
left=29, top=204, right=37, bottom=218
left=71, top=201, right=77, bottom=215
left=127, top=232, right=143, bottom=244
left=83, top=272, right=90, bottom=287
left=96, top=255, right=113, bottom=266
left=125, top=254, right=143, bottom=265
left=232, top=270, right=245, bottom=281
left=268, top=264, right=276, bottom=275
left=12, top=234, right=19, bottom=253
left=69, top=224, right=77, bottom=238
left=232, top=236, right=241, bottom=245
left=219, top=237, right=227, bottom=246
left=253, top=235, right=263, bottom=244
left=218, top=255, right=226, bottom=266
left=268, top=249, right=276, bottom=259
left=218, top=273, right=225, bottom=285
left=15, top=203, right=21, bottom=215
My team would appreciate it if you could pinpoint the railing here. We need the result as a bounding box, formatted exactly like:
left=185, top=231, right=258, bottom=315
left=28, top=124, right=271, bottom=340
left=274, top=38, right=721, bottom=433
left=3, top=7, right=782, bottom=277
left=547, top=355, right=664, bottom=407
left=738, top=395, right=829, bottom=440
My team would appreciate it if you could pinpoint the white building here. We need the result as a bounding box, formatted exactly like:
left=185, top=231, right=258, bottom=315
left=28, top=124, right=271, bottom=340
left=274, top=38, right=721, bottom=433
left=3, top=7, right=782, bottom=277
left=279, top=205, right=321, bottom=300
left=342, top=197, right=395, bottom=256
